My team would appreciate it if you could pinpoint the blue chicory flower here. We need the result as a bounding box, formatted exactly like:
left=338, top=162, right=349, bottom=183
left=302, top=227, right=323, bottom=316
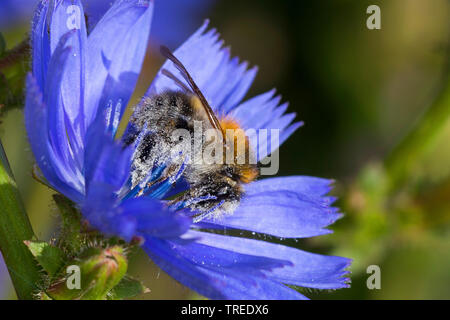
left=25, top=0, right=351, bottom=299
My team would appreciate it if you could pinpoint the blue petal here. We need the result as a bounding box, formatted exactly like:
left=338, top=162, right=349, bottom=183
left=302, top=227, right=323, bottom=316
left=143, top=237, right=307, bottom=299
left=147, top=22, right=299, bottom=159
left=45, top=31, right=87, bottom=194
left=188, top=230, right=351, bottom=290
left=195, top=272, right=308, bottom=300
left=229, top=90, right=303, bottom=160
left=144, top=236, right=229, bottom=299
left=243, top=175, right=335, bottom=197
left=117, top=198, right=192, bottom=240
left=147, top=21, right=257, bottom=115
left=49, top=0, right=88, bottom=148
left=84, top=0, right=153, bottom=130
left=25, top=74, right=83, bottom=203
left=196, top=268, right=308, bottom=299
left=200, top=176, right=342, bottom=238
left=168, top=237, right=292, bottom=277
left=80, top=0, right=112, bottom=32
left=83, top=191, right=190, bottom=242
left=27, top=28, right=86, bottom=201
left=82, top=130, right=136, bottom=237
left=31, top=0, right=51, bottom=92
left=84, top=130, right=132, bottom=194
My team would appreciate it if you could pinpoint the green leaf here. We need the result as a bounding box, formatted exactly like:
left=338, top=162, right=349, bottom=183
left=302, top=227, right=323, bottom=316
left=24, top=240, right=65, bottom=277
left=109, top=276, right=150, bottom=300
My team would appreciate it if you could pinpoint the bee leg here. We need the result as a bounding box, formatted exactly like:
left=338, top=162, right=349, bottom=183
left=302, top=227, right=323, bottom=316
left=144, top=176, right=167, bottom=190
left=167, top=190, right=218, bottom=211
left=167, top=195, right=184, bottom=207
left=191, top=200, right=225, bottom=223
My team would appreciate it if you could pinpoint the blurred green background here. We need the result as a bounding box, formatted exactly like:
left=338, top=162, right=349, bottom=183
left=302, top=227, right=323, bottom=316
left=0, top=0, right=449, bottom=299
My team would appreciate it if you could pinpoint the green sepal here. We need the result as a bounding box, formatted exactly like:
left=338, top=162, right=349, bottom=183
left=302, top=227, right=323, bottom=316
left=53, top=194, right=84, bottom=254
left=39, top=292, right=53, bottom=300
left=24, top=240, right=65, bottom=277
left=109, top=276, right=150, bottom=300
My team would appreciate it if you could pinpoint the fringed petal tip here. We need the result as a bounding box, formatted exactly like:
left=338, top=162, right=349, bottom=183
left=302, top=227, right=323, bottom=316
left=148, top=19, right=300, bottom=157
left=143, top=236, right=309, bottom=300
left=148, top=19, right=258, bottom=114
left=333, top=258, right=353, bottom=289
left=144, top=230, right=351, bottom=299
left=229, top=89, right=302, bottom=158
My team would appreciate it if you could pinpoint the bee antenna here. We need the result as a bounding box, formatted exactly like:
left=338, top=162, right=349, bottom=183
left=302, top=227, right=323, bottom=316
left=160, top=45, right=227, bottom=147
left=161, top=68, right=191, bottom=93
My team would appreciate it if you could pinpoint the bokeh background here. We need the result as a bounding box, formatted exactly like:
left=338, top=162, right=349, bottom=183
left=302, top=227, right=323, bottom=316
left=0, top=0, right=449, bottom=299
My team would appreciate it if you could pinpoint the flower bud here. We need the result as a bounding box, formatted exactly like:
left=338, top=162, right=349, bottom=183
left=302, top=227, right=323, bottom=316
left=46, top=246, right=127, bottom=300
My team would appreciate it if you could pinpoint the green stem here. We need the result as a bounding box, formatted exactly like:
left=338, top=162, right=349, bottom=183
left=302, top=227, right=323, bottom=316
left=0, top=140, right=41, bottom=299
left=385, top=62, right=450, bottom=191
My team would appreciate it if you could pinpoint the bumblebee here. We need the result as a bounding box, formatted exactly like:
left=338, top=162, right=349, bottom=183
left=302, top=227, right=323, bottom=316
left=124, top=46, right=259, bottom=221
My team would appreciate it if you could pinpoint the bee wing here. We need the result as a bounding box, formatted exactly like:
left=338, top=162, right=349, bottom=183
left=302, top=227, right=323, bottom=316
left=160, top=46, right=224, bottom=134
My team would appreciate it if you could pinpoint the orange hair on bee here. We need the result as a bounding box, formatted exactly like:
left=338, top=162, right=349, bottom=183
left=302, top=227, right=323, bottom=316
left=239, top=166, right=259, bottom=184
left=219, top=117, right=259, bottom=184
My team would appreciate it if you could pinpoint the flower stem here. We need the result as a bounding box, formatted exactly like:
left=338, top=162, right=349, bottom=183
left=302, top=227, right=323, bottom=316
left=385, top=61, right=450, bottom=191
left=0, top=140, right=41, bottom=299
